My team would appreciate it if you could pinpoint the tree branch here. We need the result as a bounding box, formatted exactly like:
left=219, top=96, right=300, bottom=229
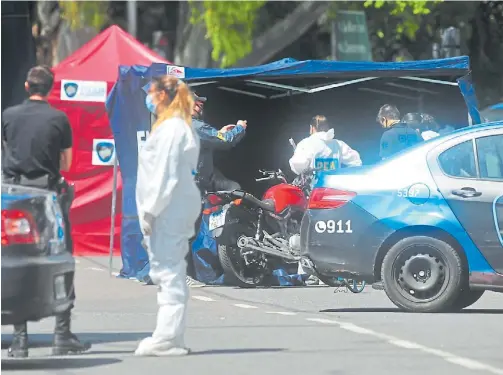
left=233, top=1, right=331, bottom=67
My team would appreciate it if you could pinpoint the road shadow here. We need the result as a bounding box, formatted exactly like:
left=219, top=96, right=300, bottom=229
left=455, top=309, right=503, bottom=314
left=321, top=308, right=503, bottom=314
left=321, top=308, right=402, bottom=313
left=2, top=357, right=121, bottom=371
left=192, top=348, right=285, bottom=356
left=1, top=332, right=150, bottom=349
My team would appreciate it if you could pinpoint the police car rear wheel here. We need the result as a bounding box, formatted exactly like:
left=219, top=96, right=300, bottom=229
left=217, top=244, right=266, bottom=288
left=381, top=236, right=464, bottom=313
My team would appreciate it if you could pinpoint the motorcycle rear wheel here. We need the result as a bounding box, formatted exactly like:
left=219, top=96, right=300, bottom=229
left=217, top=244, right=266, bottom=288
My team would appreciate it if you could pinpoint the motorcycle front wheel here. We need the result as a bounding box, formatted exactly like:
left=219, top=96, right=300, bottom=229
left=217, top=244, right=267, bottom=288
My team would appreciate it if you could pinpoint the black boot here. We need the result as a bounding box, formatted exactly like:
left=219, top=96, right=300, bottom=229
left=52, top=312, right=91, bottom=355
left=8, top=323, right=29, bottom=358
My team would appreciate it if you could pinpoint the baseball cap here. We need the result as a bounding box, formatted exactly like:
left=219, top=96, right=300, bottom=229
left=193, top=92, right=207, bottom=103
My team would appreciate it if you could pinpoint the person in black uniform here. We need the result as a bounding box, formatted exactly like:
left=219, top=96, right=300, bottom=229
left=2, top=65, right=91, bottom=357
left=377, top=104, right=423, bottom=160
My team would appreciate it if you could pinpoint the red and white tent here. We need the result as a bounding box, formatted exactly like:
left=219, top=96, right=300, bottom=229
left=48, top=25, right=169, bottom=256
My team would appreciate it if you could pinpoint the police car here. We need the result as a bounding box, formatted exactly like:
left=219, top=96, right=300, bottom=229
left=299, top=122, right=503, bottom=313
left=1, top=183, right=75, bottom=325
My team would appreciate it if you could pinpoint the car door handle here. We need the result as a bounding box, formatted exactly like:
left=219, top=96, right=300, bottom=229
left=451, top=187, right=482, bottom=198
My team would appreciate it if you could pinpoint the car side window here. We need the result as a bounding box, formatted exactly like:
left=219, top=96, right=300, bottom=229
left=476, top=134, right=503, bottom=180
left=438, top=140, right=477, bottom=178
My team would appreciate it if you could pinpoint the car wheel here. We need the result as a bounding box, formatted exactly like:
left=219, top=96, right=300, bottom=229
left=449, top=289, right=485, bottom=311
left=381, top=236, right=464, bottom=313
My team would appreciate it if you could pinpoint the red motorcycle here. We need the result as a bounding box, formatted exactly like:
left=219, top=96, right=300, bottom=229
left=205, top=168, right=312, bottom=287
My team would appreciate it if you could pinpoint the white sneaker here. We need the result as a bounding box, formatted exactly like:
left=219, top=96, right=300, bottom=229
left=186, top=276, right=206, bottom=288
left=134, top=337, right=190, bottom=357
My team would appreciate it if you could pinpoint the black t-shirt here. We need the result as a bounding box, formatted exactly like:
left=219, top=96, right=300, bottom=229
left=2, top=99, right=72, bottom=180
left=379, top=122, right=423, bottom=159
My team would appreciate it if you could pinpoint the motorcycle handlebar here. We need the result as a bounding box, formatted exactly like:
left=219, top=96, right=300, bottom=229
left=258, top=169, right=277, bottom=175
left=255, top=176, right=273, bottom=182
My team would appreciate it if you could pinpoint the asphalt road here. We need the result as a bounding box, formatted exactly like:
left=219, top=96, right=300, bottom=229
left=2, top=256, right=503, bottom=375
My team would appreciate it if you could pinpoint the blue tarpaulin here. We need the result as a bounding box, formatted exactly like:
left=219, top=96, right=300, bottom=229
left=105, top=56, right=480, bottom=283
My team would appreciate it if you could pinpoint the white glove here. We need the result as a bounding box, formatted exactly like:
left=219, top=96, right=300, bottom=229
left=237, top=120, right=247, bottom=128
left=141, top=213, right=154, bottom=236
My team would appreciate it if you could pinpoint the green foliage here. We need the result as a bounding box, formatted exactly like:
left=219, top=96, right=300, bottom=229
left=58, top=1, right=109, bottom=30
left=364, top=0, right=441, bottom=40
left=189, top=0, right=266, bottom=67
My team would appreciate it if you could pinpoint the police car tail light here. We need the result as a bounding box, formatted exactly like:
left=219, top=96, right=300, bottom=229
left=1, top=209, right=40, bottom=245
left=207, top=194, right=223, bottom=205
left=308, top=188, right=356, bottom=209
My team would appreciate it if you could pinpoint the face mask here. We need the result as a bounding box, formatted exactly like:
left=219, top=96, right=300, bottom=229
left=145, top=94, right=156, bottom=114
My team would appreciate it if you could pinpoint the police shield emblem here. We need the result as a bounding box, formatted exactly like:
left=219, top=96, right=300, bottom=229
left=96, top=141, right=115, bottom=163
left=63, top=82, right=79, bottom=98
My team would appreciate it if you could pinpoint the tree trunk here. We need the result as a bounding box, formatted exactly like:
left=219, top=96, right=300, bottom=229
left=233, top=1, right=331, bottom=67
left=34, top=0, right=61, bottom=66
left=173, top=2, right=213, bottom=68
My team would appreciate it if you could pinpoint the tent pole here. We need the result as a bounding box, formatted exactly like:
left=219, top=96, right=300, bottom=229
left=108, top=154, right=119, bottom=276
left=127, top=0, right=137, bottom=38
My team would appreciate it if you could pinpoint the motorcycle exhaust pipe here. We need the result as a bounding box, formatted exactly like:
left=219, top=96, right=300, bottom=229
left=237, top=236, right=299, bottom=262
left=247, top=244, right=299, bottom=262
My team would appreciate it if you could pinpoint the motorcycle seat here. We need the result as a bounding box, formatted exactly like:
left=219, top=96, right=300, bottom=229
left=230, top=190, right=276, bottom=212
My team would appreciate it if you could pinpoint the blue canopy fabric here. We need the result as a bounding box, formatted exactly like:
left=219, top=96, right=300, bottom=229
left=120, top=56, right=470, bottom=84
left=106, top=56, right=479, bottom=282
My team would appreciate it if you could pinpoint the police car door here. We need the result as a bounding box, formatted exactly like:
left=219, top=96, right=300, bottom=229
left=427, top=127, right=503, bottom=274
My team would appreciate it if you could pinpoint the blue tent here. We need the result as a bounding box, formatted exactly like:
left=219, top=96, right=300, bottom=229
left=106, top=56, right=481, bottom=282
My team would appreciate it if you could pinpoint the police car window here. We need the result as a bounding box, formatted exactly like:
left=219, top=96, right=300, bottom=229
left=476, top=135, right=503, bottom=180
left=438, top=140, right=477, bottom=178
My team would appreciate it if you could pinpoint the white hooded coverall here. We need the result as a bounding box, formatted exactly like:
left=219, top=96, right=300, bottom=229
left=289, top=128, right=362, bottom=176
left=135, top=116, right=201, bottom=356
left=289, top=129, right=362, bottom=276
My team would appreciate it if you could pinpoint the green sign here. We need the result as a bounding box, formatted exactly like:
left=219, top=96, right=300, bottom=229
left=336, top=10, right=372, bottom=61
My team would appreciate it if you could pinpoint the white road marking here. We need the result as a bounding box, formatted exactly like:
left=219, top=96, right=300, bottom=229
left=233, top=303, right=258, bottom=309
left=75, top=259, right=80, bottom=264
left=192, top=296, right=215, bottom=302
left=306, top=317, right=503, bottom=375
left=87, top=267, right=105, bottom=272
left=306, top=318, right=337, bottom=324
left=265, top=311, right=297, bottom=316
left=339, top=322, right=375, bottom=335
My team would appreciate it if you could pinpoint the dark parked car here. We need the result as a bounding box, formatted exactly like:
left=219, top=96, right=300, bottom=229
left=300, top=123, right=503, bottom=313
left=1, top=183, right=75, bottom=325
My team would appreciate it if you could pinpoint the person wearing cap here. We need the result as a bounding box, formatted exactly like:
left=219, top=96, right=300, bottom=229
left=191, top=92, right=247, bottom=192
left=183, top=92, right=247, bottom=287
left=377, top=104, right=423, bottom=159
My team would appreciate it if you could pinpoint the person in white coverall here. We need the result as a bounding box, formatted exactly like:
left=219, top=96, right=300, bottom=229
left=289, top=115, right=362, bottom=285
left=135, top=75, right=201, bottom=356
